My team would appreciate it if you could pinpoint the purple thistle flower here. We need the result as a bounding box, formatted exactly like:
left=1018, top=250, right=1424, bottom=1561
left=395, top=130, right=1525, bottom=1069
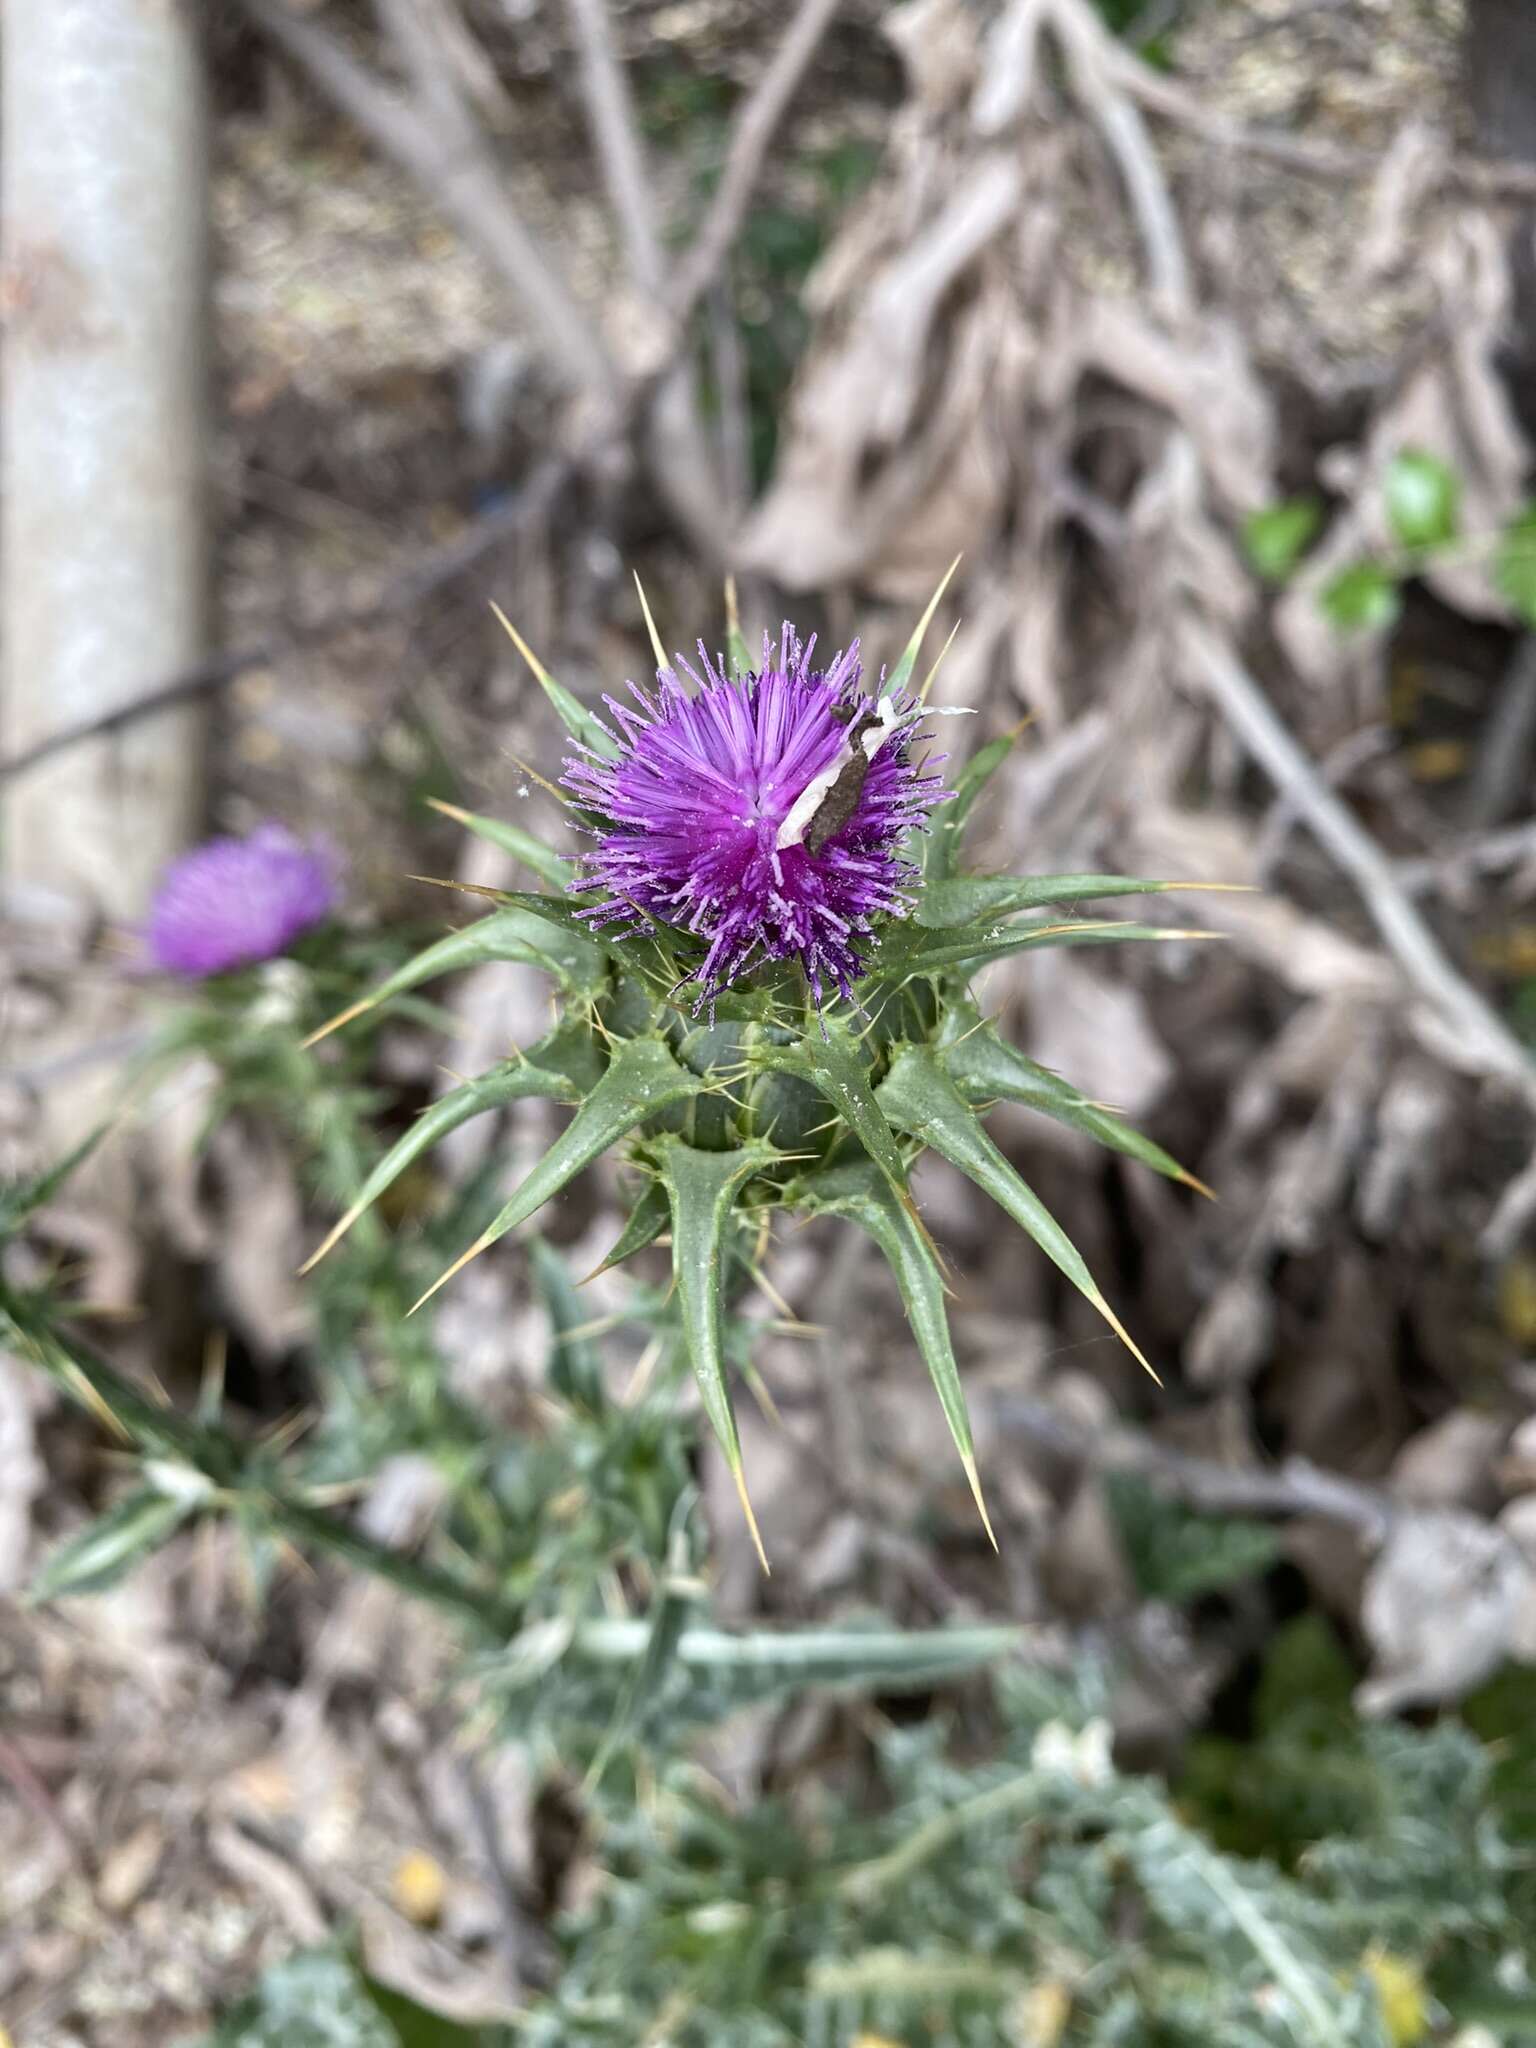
left=563, top=630, right=948, bottom=1010
left=148, top=824, right=337, bottom=978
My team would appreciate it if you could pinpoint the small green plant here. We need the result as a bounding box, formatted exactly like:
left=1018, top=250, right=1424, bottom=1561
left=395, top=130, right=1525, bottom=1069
left=1243, top=446, right=1536, bottom=637
left=199, top=1654, right=1536, bottom=2047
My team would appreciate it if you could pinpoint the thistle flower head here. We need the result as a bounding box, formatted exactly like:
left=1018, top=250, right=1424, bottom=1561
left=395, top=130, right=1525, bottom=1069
left=562, top=631, right=946, bottom=1010
left=148, top=824, right=337, bottom=977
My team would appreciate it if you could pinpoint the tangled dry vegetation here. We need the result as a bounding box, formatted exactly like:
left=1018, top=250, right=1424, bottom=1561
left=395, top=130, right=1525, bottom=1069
left=7, top=0, right=1536, bottom=2039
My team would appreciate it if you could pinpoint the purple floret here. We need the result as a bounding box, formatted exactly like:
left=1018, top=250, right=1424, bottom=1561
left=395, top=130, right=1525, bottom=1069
left=148, top=825, right=337, bottom=978
left=562, top=630, right=947, bottom=1010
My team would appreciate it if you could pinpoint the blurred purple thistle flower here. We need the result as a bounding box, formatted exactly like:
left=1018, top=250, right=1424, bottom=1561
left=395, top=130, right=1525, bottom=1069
left=148, top=824, right=337, bottom=978
left=563, top=630, right=948, bottom=1010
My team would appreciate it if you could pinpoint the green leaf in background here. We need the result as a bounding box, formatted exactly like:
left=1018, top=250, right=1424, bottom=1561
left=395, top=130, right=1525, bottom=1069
left=529, top=1232, right=607, bottom=1414
left=1104, top=1471, right=1281, bottom=1603
left=1243, top=496, right=1323, bottom=583
left=1321, top=560, right=1402, bottom=635
left=723, top=575, right=754, bottom=676
left=1383, top=447, right=1460, bottom=551
left=201, top=1943, right=502, bottom=2048
left=1495, top=504, right=1536, bottom=625
left=29, top=1482, right=202, bottom=1603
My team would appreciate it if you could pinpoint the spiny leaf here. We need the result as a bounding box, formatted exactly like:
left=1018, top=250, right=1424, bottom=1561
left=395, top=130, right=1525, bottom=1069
left=918, top=620, right=961, bottom=705
left=943, top=1023, right=1210, bottom=1196
left=884, top=553, right=961, bottom=699
left=653, top=1136, right=779, bottom=1571
left=791, top=1159, right=993, bottom=1544
left=917, top=873, right=1245, bottom=931
left=633, top=570, right=668, bottom=675
left=490, top=602, right=621, bottom=761
left=424, top=798, right=570, bottom=888
left=869, top=915, right=1216, bottom=984
left=301, top=1028, right=601, bottom=1272
left=587, top=1177, right=670, bottom=1277
left=305, top=908, right=606, bottom=1045
left=410, top=1038, right=706, bottom=1314
left=749, top=1021, right=920, bottom=1226
left=29, top=1484, right=199, bottom=1603
left=0, top=1118, right=115, bottom=1232
left=876, top=1045, right=1158, bottom=1382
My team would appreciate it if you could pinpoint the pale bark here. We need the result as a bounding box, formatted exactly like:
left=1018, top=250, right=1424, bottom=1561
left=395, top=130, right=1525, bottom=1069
left=1, top=0, right=208, bottom=922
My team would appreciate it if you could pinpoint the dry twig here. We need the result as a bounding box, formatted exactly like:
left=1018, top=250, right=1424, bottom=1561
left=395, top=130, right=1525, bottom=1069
left=241, top=0, right=612, bottom=392
left=1183, top=616, right=1536, bottom=1110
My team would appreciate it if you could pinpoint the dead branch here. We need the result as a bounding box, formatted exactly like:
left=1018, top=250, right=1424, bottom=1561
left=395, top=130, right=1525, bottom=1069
left=1102, top=34, right=1536, bottom=202
left=240, top=0, right=613, bottom=394
left=1183, top=616, right=1536, bottom=1109
left=564, top=0, right=666, bottom=295
left=1462, top=632, right=1536, bottom=831
left=1050, top=0, right=1191, bottom=313
left=0, top=457, right=565, bottom=788
left=671, top=0, right=847, bottom=317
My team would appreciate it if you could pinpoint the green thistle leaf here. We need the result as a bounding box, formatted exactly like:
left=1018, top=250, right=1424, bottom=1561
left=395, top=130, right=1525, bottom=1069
left=306, top=907, right=606, bottom=1045
left=412, top=1038, right=708, bottom=1314
left=869, top=915, right=1213, bottom=984
left=425, top=797, right=571, bottom=888
left=30, top=1484, right=199, bottom=1603
left=883, top=553, right=961, bottom=699
left=942, top=1021, right=1208, bottom=1194
left=302, top=1025, right=602, bottom=1272
left=588, top=1176, right=670, bottom=1275
left=875, top=1045, right=1157, bottom=1380
left=791, top=1158, right=993, bottom=1543
left=917, top=872, right=1226, bottom=929
left=491, top=602, right=620, bottom=760
left=749, top=1019, right=915, bottom=1215
left=923, top=729, right=1021, bottom=881
left=653, top=1135, right=780, bottom=1570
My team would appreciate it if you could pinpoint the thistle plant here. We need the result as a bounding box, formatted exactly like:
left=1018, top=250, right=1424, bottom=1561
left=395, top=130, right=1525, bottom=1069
left=302, top=579, right=1217, bottom=1564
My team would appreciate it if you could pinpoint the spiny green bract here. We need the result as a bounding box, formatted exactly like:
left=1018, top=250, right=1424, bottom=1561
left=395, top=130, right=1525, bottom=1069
left=304, top=587, right=1222, bottom=1563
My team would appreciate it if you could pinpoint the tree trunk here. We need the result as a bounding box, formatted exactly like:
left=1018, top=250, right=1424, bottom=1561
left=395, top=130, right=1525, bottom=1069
left=1, top=0, right=209, bottom=924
